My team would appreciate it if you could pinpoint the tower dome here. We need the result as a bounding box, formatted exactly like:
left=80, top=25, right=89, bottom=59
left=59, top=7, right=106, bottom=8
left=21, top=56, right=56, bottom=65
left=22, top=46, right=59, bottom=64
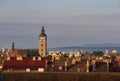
left=112, top=49, right=117, bottom=54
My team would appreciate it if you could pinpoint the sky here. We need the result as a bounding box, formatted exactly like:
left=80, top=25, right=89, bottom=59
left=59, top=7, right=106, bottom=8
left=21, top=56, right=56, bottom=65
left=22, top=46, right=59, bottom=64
left=0, top=0, right=120, bottom=49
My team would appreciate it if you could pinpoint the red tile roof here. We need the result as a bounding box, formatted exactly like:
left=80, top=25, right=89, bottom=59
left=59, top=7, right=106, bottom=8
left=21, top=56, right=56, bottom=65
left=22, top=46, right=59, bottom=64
left=3, top=57, right=52, bottom=71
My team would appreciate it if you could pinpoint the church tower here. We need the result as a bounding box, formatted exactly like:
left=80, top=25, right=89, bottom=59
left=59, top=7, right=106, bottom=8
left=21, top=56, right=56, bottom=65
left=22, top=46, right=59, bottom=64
left=39, top=26, right=47, bottom=57
left=12, top=42, right=15, bottom=51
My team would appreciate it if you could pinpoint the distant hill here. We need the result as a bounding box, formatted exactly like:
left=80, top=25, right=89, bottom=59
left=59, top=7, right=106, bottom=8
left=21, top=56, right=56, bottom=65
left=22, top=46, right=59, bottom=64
left=81, top=43, right=120, bottom=47
left=48, top=43, right=120, bottom=52
left=49, top=43, right=120, bottom=49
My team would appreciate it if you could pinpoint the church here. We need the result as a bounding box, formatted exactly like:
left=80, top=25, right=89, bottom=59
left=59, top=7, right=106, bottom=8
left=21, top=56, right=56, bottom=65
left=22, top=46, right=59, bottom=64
left=1, top=26, right=52, bottom=72
left=8, top=26, right=47, bottom=57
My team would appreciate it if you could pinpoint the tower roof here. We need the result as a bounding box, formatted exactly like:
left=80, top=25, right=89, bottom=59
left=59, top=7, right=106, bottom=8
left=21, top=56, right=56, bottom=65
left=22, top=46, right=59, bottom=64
left=39, top=26, right=47, bottom=37
left=12, top=42, right=15, bottom=51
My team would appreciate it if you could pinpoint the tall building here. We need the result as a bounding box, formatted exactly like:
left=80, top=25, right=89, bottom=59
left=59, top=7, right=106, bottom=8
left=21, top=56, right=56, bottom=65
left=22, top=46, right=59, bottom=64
left=39, top=26, right=47, bottom=57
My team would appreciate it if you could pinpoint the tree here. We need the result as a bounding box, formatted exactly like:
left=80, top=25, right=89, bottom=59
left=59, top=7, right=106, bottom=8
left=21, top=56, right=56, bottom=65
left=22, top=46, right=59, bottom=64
left=26, top=50, right=39, bottom=57
left=91, top=51, right=103, bottom=57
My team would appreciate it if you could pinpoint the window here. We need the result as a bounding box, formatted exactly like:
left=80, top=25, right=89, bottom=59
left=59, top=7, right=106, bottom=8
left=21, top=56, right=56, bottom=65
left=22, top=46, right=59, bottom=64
left=41, top=41, right=43, bottom=43
left=41, top=44, right=44, bottom=47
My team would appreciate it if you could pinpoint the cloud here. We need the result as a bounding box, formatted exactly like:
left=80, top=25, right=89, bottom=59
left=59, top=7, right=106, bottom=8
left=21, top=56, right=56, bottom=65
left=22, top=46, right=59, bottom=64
left=1, top=21, right=120, bottom=48
left=0, top=0, right=120, bottom=48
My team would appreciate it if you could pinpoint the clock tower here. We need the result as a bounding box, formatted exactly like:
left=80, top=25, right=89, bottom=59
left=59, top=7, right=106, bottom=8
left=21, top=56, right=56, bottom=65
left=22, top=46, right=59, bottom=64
left=39, top=26, right=47, bottom=57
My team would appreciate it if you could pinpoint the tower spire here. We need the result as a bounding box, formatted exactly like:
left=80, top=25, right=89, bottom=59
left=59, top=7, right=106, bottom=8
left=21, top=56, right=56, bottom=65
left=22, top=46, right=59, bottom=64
left=12, top=42, right=15, bottom=51
left=39, top=26, right=46, bottom=37
left=41, top=26, right=45, bottom=34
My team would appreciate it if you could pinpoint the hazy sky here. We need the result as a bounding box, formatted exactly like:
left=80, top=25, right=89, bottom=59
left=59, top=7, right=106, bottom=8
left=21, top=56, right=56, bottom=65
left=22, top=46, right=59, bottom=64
left=0, top=0, right=120, bottom=49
